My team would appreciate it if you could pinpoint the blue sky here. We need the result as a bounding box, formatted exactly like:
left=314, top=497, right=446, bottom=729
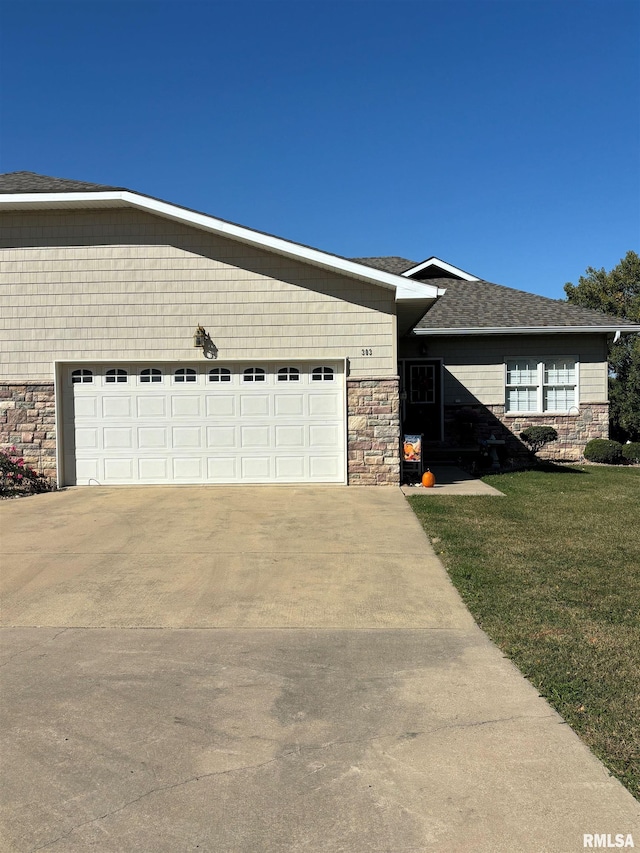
left=1, top=0, right=638, bottom=298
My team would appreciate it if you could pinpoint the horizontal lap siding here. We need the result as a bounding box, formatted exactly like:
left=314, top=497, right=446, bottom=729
left=427, top=334, right=609, bottom=405
left=0, top=209, right=396, bottom=380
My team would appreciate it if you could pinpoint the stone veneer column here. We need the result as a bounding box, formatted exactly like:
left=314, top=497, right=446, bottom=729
left=347, top=377, right=400, bottom=485
left=0, top=383, right=57, bottom=478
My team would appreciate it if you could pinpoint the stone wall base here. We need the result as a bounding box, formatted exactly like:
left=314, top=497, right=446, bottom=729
left=444, top=403, right=609, bottom=462
left=347, top=378, right=400, bottom=485
left=0, top=382, right=57, bottom=478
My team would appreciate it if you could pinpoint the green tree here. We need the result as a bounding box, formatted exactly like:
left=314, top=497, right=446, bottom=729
left=564, top=251, right=640, bottom=441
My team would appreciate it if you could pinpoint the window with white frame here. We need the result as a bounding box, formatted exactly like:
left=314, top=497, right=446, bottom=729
left=505, top=358, right=577, bottom=413
left=278, top=367, right=300, bottom=382
left=105, top=368, right=128, bottom=383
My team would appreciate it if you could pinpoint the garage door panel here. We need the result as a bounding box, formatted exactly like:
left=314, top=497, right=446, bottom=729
left=137, top=396, right=166, bottom=417
left=171, top=396, right=201, bottom=417
left=104, top=428, right=134, bottom=449
left=75, top=428, right=99, bottom=449
left=240, top=395, right=270, bottom=417
left=275, top=425, right=305, bottom=447
left=206, top=426, right=237, bottom=448
left=274, top=394, right=304, bottom=416
left=75, top=459, right=99, bottom=481
left=172, top=457, right=203, bottom=479
left=63, top=362, right=345, bottom=485
left=206, top=395, right=236, bottom=416
left=138, top=427, right=169, bottom=449
left=102, top=396, right=132, bottom=418
left=138, top=458, right=168, bottom=480
left=310, top=455, right=341, bottom=478
left=207, top=456, right=237, bottom=479
left=104, top=458, right=134, bottom=480
left=241, top=456, right=271, bottom=478
left=309, top=394, right=339, bottom=416
left=172, top=426, right=202, bottom=448
left=309, top=424, right=340, bottom=447
left=74, top=396, right=98, bottom=418
left=240, top=425, right=271, bottom=448
left=275, top=456, right=305, bottom=478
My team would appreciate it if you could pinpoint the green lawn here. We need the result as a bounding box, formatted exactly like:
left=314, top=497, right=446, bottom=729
left=408, top=465, right=640, bottom=800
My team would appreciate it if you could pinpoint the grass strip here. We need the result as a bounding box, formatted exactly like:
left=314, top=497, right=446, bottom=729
left=408, top=465, right=640, bottom=800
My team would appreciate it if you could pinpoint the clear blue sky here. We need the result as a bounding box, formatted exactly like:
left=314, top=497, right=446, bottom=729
left=1, top=0, right=638, bottom=298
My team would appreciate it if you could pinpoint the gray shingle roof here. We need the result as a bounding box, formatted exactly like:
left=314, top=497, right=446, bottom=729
left=415, top=278, right=639, bottom=330
left=0, top=171, right=124, bottom=194
left=355, top=258, right=639, bottom=331
left=350, top=256, right=415, bottom=275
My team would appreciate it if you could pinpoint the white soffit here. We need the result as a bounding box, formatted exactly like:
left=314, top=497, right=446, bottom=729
left=403, top=257, right=479, bottom=281
left=0, top=191, right=444, bottom=301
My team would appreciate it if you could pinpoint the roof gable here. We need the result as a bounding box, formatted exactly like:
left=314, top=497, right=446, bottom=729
left=0, top=172, right=442, bottom=303
left=402, top=257, right=479, bottom=281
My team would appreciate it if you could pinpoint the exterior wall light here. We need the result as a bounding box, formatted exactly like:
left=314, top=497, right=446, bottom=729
left=193, top=325, right=207, bottom=349
left=192, top=325, right=218, bottom=359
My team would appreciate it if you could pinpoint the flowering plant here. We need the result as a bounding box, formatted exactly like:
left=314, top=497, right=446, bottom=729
left=0, top=447, right=54, bottom=495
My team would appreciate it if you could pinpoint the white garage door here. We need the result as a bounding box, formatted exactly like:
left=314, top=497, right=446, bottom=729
left=61, top=362, right=346, bottom=485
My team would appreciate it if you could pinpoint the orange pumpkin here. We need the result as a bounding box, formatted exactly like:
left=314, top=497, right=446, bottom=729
left=422, top=469, right=436, bottom=488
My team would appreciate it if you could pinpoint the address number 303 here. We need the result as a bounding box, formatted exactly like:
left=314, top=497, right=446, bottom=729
left=361, top=348, right=373, bottom=356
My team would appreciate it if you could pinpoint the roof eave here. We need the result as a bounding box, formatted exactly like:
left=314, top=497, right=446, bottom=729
left=0, top=190, right=443, bottom=301
left=413, top=325, right=640, bottom=336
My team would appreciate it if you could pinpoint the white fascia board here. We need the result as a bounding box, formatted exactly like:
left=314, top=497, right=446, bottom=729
left=0, top=191, right=443, bottom=301
left=414, top=326, right=640, bottom=335
left=402, top=257, right=479, bottom=281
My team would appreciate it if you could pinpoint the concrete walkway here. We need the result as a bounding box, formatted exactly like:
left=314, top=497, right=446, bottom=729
left=401, top=465, right=505, bottom=496
left=1, top=487, right=638, bottom=852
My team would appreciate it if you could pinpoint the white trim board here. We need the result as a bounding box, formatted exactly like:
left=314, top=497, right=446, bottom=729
left=0, top=191, right=444, bottom=302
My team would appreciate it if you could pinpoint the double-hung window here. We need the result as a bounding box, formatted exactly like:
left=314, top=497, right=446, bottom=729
left=505, top=358, right=577, bottom=413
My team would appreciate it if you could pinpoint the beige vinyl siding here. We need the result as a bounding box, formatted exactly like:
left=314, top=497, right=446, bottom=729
left=0, top=209, right=396, bottom=380
left=427, top=334, right=609, bottom=405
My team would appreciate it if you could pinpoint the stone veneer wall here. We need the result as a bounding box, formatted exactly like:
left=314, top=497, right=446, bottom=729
left=347, top=377, right=400, bottom=485
left=0, top=383, right=57, bottom=478
left=444, top=402, right=609, bottom=462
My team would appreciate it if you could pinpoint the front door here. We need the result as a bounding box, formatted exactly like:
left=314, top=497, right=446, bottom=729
left=401, top=360, right=442, bottom=442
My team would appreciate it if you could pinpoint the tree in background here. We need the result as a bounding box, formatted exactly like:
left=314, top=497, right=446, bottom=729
left=564, top=251, right=640, bottom=441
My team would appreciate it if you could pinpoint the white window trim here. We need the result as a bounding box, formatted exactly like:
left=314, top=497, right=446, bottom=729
left=504, top=357, right=579, bottom=415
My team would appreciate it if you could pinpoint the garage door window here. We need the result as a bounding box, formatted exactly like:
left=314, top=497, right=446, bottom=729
left=175, top=368, right=197, bottom=383
left=278, top=367, right=300, bottom=382
left=106, top=368, right=128, bottom=383
left=71, top=369, right=93, bottom=384
left=140, top=368, right=162, bottom=383
left=209, top=368, right=231, bottom=382
left=244, top=368, right=266, bottom=382
left=312, top=366, right=334, bottom=381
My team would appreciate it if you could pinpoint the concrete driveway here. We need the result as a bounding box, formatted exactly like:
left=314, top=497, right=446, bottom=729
left=1, top=487, right=638, bottom=852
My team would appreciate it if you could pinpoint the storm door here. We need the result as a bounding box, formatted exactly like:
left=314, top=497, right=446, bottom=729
left=401, top=360, right=442, bottom=442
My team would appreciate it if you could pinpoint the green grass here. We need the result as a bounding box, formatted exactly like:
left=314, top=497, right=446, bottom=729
left=408, top=465, right=640, bottom=800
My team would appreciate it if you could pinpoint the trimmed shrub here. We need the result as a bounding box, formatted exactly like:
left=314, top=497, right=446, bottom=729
left=622, top=442, right=640, bottom=464
left=583, top=439, right=624, bottom=465
left=520, top=426, right=558, bottom=454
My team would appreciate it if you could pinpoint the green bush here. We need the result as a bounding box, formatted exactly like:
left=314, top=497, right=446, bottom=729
left=0, top=447, right=55, bottom=495
left=520, top=426, right=558, bottom=454
left=621, top=442, right=640, bottom=464
left=583, top=439, right=624, bottom=465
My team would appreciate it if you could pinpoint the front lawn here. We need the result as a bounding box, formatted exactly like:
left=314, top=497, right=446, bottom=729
left=408, top=465, right=640, bottom=800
